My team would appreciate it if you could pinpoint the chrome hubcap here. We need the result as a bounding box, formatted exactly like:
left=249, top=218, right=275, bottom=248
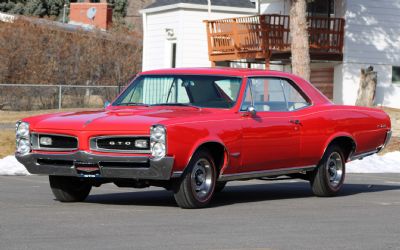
left=191, top=158, right=213, bottom=201
left=326, top=152, right=343, bottom=188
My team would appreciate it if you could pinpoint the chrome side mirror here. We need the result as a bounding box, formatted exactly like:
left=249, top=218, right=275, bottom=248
left=247, top=106, right=256, bottom=116
left=104, top=100, right=111, bottom=108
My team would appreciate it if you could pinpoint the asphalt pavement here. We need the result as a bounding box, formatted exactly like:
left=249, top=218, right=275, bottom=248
left=0, top=174, right=399, bottom=250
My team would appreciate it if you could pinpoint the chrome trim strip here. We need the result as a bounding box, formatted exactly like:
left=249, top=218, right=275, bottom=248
left=171, top=171, right=183, bottom=178
left=218, top=165, right=316, bottom=182
left=31, top=133, right=78, bottom=151
left=230, top=152, right=241, bottom=158
left=350, top=149, right=379, bottom=161
left=90, top=135, right=151, bottom=154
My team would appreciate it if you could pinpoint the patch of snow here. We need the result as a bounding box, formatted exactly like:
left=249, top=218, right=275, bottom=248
left=347, top=151, right=400, bottom=173
left=0, top=155, right=30, bottom=176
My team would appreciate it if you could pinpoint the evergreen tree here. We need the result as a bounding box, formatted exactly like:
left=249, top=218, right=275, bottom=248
left=24, top=0, right=46, bottom=17
left=46, top=0, right=65, bottom=17
left=108, top=0, right=128, bottom=22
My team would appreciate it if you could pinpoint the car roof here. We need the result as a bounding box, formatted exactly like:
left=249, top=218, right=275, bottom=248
left=140, top=67, right=294, bottom=78
left=139, top=67, right=332, bottom=105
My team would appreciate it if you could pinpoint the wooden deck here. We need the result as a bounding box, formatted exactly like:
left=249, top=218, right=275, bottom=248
left=205, top=14, right=345, bottom=65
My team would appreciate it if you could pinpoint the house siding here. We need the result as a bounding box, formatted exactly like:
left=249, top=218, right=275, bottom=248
left=142, top=8, right=255, bottom=71
left=336, top=0, right=400, bottom=108
left=344, top=0, right=400, bottom=65
left=142, top=9, right=183, bottom=71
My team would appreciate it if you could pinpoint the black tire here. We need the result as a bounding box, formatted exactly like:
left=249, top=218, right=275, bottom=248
left=215, top=181, right=227, bottom=193
left=310, top=144, right=346, bottom=197
left=173, top=149, right=217, bottom=209
left=49, top=176, right=92, bottom=202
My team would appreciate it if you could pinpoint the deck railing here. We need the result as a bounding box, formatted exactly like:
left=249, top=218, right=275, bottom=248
left=205, top=14, right=345, bottom=62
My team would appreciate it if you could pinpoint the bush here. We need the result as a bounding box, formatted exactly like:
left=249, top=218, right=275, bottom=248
left=0, top=17, right=142, bottom=110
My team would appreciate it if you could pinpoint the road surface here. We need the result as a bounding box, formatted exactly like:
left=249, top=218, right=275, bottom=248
left=0, top=174, right=399, bottom=250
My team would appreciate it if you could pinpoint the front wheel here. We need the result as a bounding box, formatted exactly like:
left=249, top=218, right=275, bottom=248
left=310, top=145, right=346, bottom=197
left=49, top=176, right=92, bottom=202
left=173, top=150, right=217, bottom=208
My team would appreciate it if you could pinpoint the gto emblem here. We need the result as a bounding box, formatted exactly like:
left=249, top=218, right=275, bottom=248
left=109, top=141, right=131, bottom=146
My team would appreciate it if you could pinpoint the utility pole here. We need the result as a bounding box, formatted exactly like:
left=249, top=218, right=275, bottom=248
left=63, top=4, right=68, bottom=23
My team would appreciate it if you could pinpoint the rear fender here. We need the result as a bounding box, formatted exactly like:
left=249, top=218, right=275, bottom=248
left=319, top=132, right=357, bottom=162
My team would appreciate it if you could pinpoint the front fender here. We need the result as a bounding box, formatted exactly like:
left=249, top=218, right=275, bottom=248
left=166, top=124, right=238, bottom=174
left=185, top=138, right=230, bottom=171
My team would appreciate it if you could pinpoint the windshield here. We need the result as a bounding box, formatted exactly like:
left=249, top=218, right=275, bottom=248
left=113, top=75, right=242, bottom=109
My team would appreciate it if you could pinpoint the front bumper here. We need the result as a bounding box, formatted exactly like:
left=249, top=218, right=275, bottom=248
left=16, top=151, right=174, bottom=180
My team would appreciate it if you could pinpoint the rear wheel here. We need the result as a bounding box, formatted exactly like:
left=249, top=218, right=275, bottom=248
left=173, top=150, right=217, bottom=208
left=49, top=176, right=92, bottom=202
left=310, top=145, right=346, bottom=197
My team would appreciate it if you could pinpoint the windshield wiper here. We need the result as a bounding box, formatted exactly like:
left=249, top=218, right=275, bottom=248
left=151, top=103, right=200, bottom=109
left=118, top=102, right=149, bottom=107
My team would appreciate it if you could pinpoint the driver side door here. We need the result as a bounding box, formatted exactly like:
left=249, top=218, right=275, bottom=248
left=239, top=77, right=310, bottom=172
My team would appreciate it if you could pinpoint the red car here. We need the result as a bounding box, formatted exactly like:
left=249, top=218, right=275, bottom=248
left=16, top=68, right=392, bottom=208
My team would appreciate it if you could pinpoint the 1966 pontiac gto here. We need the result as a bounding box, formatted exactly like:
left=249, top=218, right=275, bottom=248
left=16, top=68, right=391, bottom=208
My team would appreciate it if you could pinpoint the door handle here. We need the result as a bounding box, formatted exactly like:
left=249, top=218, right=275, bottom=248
left=290, top=119, right=300, bottom=125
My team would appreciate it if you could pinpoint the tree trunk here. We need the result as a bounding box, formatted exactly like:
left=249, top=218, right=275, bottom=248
left=289, top=0, right=310, bottom=81
left=355, top=67, right=377, bottom=107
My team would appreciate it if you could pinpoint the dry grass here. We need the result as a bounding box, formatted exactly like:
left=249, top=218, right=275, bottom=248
left=0, top=130, right=15, bottom=158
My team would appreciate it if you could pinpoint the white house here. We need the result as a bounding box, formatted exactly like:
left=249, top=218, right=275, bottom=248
left=140, top=0, right=257, bottom=70
left=141, top=0, right=400, bottom=109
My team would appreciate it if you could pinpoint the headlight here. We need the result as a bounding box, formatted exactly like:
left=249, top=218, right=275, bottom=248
left=16, top=121, right=31, bottom=155
left=16, top=121, right=30, bottom=138
left=150, top=126, right=166, bottom=142
left=16, top=138, right=31, bottom=154
left=152, top=142, right=166, bottom=158
left=150, top=125, right=166, bottom=159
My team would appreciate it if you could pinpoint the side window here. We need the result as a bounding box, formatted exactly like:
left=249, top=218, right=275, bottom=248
left=241, top=83, right=253, bottom=111
left=241, top=78, right=310, bottom=112
left=214, top=79, right=241, bottom=101
left=283, top=81, right=309, bottom=110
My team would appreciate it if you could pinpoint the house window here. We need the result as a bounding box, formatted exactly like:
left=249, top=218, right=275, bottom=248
left=307, top=0, right=334, bottom=17
left=392, top=66, right=400, bottom=84
left=171, top=43, right=177, bottom=68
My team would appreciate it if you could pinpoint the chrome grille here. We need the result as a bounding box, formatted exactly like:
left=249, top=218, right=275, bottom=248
left=31, top=134, right=78, bottom=151
left=90, top=136, right=151, bottom=153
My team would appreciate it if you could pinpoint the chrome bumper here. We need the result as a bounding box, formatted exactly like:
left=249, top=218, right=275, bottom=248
left=383, top=130, right=392, bottom=148
left=378, top=130, right=392, bottom=152
left=16, top=151, right=174, bottom=180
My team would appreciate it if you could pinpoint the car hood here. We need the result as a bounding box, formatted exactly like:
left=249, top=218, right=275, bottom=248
left=27, top=106, right=214, bottom=132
